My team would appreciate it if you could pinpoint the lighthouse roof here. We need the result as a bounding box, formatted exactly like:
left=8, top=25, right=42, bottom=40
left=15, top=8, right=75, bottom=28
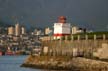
left=58, top=16, right=66, bottom=20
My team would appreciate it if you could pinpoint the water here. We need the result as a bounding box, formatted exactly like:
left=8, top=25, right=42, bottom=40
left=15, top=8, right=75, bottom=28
left=0, top=56, right=68, bottom=71
left=0, top=56, right=43, bottom=71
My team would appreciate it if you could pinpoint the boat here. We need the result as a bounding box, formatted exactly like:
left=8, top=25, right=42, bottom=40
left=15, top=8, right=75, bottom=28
left=5, top=47, right=15, bottom=55
left=5, top=51, right=14, bottom=55
left=0, top=51, right=2, bottom=56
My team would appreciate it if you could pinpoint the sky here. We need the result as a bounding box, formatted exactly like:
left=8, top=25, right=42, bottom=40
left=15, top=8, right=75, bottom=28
left=0, top=0, right=108, bottom=31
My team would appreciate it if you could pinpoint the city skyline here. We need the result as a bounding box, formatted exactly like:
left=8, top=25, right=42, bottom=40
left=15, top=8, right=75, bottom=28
left=0, top=0, right=108, bottom=31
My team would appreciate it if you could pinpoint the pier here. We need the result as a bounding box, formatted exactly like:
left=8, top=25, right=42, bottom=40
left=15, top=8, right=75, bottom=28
left=22, top=33, right=108, bottom=71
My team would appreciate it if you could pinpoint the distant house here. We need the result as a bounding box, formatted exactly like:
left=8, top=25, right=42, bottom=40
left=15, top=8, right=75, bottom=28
left=71, top=26, right=86, bottom=34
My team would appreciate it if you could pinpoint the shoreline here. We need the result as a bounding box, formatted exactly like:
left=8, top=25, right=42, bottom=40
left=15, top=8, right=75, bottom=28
left=21, top=55, right=73, bottom=70
left=21, top=63, right=74, bottom=71
left=21, top=55, right=108, bottom=71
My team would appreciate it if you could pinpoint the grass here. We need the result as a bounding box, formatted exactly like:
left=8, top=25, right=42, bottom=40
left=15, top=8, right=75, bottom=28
left=61, top=31, right=108, bottom=40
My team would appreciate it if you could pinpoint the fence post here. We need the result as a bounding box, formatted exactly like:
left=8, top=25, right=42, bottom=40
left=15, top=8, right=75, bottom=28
left=65, top=35, right=68, bottom=41
left=103, top=34, right=106, bottom=40
left=77, top=35, right=80, bottom=41
left=94, top=34, right=96, bottom=40
left=59, top=36, right=62, bottom=47
left=71, top=35, right=74, bottom=41
left=50, top=36, right=52, bottom=42
left=85, top=35, right=88, bottom=40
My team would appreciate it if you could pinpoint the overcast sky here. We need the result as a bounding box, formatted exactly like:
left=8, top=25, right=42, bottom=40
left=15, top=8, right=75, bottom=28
left=0, top=0, right=108, bottom=31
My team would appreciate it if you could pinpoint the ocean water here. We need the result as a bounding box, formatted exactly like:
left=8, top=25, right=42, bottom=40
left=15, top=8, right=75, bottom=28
left=0, top=56, right=46, bottom=71
left=0, top=56, right=68, bottom=71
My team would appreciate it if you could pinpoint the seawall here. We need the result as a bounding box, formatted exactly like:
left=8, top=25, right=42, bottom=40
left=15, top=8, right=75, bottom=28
left=42, top=40, right=108, bottom=58
left=22, top=38, right=108, bottom=70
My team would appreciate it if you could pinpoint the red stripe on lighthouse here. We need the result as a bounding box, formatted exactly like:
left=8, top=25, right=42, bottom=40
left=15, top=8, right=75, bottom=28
left=54, top=34, right=70, bottom=36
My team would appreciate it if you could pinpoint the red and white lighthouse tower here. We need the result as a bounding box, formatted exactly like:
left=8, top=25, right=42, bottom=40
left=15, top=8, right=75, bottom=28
left=54, top=16, right=71, bottom=39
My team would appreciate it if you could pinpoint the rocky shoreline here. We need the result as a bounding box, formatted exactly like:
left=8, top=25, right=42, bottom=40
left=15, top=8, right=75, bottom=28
left=21, top=55, right=108, bottom=71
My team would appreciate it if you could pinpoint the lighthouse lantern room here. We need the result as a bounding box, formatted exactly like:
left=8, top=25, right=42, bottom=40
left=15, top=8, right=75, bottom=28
left=54, top=16, right=71, bottom=39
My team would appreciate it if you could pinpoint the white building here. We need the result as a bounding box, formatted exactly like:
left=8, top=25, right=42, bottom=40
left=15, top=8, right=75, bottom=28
left=33, top=29, right=43, bottom=36
left=15, top=23, right=21, bottom=36
left=36, top=30, right=42, bottom=36
left=45, top=27, right=52, bottom=35
left=21, top=27, right=26, bottom=35
left=71, top=26, right=84, bottom=34
left=71, top=26, right=78, bottom=34
left=53, top=16, right=71, bottom=39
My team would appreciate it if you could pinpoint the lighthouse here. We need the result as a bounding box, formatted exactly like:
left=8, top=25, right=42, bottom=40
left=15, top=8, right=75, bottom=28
left=53, top=16, right=71, bottom=39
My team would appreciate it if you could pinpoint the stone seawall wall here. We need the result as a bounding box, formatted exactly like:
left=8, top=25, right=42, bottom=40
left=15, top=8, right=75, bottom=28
left=42, top=40, right=108, bottom=58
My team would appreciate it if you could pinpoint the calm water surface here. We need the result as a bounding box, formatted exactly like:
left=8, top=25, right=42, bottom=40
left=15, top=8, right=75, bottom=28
left=0, top=56, right=66, bottom=71
left=0, top=56, right=59, bottom=71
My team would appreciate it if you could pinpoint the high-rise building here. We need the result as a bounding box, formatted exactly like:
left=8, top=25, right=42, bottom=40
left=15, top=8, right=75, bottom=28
left=53, top=16, right=71, bottom=39
left=21, top=27, right=26, bottom=35
left=8, top=26, right=14, bottom=35
left=15, top=23, right=20, bottom=36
